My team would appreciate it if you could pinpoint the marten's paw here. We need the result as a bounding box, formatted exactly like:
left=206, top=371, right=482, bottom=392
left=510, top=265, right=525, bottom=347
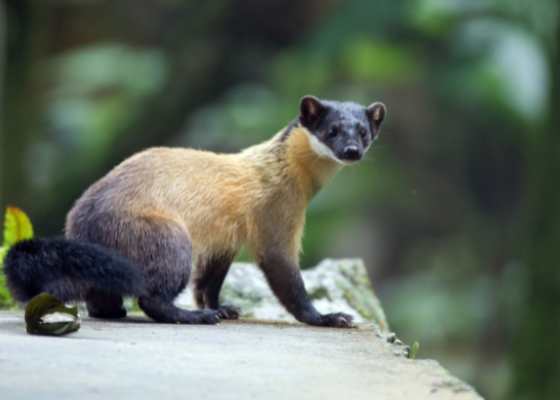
left=320, top=312, right=356, bottom=328
left=218, top=303, right=242, bottom=320
left=183, top=309, right=221, bottom=325
left=87, top=306, right=127, bottom=320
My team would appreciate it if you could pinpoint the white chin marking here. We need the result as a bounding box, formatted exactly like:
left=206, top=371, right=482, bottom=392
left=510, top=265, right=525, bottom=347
left=303, top=130, right=346, bottom=165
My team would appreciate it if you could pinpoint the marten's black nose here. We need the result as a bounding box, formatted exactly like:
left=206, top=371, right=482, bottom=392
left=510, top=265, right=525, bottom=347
left=343, top=146, right=361, bottom=160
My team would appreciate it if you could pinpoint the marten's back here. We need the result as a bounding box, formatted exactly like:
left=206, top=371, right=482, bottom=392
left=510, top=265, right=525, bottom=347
left=66, top=147, right=266, bottom=255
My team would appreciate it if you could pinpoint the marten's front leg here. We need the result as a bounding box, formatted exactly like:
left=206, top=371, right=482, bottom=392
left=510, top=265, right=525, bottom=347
left=257, top=250, right=355, bottom=328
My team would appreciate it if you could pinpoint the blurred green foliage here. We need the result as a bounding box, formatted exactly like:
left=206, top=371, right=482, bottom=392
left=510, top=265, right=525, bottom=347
left=1, top=0, right=559, bottom=399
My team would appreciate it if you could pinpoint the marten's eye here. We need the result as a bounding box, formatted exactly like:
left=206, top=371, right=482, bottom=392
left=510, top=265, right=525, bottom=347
left=359, top=128, right=367, bottom=138
left=328, top=127, right=338, bottom=138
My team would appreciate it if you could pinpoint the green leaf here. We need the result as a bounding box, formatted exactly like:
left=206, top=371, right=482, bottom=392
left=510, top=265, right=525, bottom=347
left=1, top=206, right=34, bottom=308
left=2, top=206, right=34, bottom=249
left=25, top=293, right=80, bottom=336
left=0, top=247, right=7, bottom=266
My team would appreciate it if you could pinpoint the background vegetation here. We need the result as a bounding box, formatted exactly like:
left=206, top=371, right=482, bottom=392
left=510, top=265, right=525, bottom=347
left=1, top=0, right=559, bottom=399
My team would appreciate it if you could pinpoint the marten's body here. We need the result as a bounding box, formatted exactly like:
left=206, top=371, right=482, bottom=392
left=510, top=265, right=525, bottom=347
left=5, top=96, right=386, bottom=327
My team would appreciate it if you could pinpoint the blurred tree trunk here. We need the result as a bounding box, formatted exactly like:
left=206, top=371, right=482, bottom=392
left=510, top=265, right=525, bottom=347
left=1, top=0, right=54, bottom=216
left=0, top=1, right=5, bottom=208
left=511, top=16, right=560, bottom=400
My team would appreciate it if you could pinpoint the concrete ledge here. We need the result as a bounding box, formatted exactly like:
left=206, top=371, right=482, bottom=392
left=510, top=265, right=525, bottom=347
left=0, top=311, right=483, bottom=400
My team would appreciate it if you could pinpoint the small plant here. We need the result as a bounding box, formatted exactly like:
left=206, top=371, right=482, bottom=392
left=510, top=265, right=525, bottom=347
left=411, top=341, right=420, bottom=360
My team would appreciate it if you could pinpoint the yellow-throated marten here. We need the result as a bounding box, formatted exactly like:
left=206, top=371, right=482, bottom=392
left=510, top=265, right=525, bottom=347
left=4, top=96, right=386, bottom=328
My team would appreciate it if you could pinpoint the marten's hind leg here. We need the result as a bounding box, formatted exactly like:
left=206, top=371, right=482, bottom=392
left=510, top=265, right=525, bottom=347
left=86, top=290, right=126, bottom=319
left=129, top=214, right=220, bottom=324
left=193, top=253, right=241, bottom=319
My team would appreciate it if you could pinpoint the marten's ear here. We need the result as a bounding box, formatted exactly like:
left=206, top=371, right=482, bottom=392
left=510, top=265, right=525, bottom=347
left=366, top=102, right=386, bottom=132
left=300, top=95, right=328, bottom=130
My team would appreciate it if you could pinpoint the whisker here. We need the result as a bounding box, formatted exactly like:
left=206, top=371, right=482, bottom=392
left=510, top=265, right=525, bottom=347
left=362, top=155, right=378, bottom=174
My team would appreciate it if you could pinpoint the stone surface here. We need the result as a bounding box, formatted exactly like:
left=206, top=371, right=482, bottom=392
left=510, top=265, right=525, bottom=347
left=0, top=311, right=483, bottom=400
left=175, top=259, right=388, bottom=329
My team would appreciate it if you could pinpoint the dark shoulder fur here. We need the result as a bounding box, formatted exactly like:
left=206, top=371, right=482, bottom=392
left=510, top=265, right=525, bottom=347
left=280, top=118, right=300, bottom=142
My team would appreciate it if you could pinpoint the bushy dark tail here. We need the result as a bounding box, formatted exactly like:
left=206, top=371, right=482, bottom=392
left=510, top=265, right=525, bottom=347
left=3, top=238, right=146, bottom=303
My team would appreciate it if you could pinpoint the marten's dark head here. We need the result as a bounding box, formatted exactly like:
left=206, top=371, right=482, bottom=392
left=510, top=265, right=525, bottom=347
left=299, top=95, right=386, bottom=165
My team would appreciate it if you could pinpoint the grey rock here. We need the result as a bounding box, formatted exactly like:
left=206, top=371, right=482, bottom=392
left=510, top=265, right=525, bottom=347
left=175, top=258, right=388, bottom=330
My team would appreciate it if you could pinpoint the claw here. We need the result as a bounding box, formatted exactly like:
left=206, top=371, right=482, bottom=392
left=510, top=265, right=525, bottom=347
left=321, top=312, right=357, bottom=328
left=217, top=303, right=242, bottom=320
